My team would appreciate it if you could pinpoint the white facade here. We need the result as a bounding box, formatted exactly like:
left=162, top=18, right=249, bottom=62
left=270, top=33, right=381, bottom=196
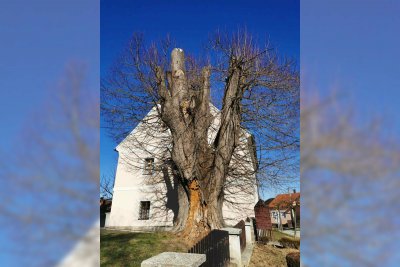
left=107, top=105, right=258, bottom=230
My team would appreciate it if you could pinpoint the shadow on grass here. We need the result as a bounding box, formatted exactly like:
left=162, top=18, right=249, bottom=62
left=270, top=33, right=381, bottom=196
left=100, top=229, right=187, bottom=267
left=101, top=231, right=143, bottom=243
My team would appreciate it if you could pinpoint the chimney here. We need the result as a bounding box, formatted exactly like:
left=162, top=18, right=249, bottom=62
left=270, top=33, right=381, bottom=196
left=293, top=189, right=296, bottom=193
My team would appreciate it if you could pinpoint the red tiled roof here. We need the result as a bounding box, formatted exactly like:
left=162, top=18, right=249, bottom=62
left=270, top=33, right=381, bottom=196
left=268, top=192, right=300, bottom=209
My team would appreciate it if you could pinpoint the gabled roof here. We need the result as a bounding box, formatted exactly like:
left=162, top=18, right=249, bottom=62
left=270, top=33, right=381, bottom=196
left=255, top=199, right=265, bottom=207
left=268, top=192, right=300, bottom=209
left=115, top=103, right=256, bottom=158
left=264, top=198, right=275, bottom=205
left=115, top=105, right=159, bottom=152
left=254, top=198, right=274, bottom=207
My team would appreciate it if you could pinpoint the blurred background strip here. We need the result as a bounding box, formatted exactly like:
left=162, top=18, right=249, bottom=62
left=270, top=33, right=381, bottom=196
left=0, top=0, right=99, bottom=266
left=301, top=0, right=400, bottom=266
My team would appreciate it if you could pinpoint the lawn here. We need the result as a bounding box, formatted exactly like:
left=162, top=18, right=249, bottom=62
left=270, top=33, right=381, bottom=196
left=100, top=229, right=189, bottom=267
left=271, top=229, right=300, bottom=241
left=101, top=228, right=300, bottom=267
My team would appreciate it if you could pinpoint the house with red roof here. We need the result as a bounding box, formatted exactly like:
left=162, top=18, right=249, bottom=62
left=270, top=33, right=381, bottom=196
left=268, top=190, right=300, bottom=229
left=254, top=190, right=300, bottom=233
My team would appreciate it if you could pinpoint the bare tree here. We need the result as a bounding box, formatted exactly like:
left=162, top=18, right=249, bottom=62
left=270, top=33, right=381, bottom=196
left=101, top=31, right=299, bottom=242
left=100, top=171, right=115, bottom=199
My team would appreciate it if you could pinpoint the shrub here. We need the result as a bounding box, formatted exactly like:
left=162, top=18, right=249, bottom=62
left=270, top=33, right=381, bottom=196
left=258, top=235, right=270, bottom=243
left=279, top=236, right=300, bottom=249
left=286, top=252, right=300, bottom=267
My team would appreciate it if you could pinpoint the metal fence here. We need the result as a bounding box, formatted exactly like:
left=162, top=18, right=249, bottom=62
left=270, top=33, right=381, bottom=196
left=188, top=229, right=230, bottom=267
left=234, top=220, right=246, bottom=252
left=257, top=229, right=273, bottom=242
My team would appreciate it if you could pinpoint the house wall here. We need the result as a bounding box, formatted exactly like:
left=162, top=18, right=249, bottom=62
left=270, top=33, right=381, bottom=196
left=105, top=212, right=111, bottom=227
left=222, top=181, right=258, bottom=226
left=254, top=204, right=272, bottom=230
left=270, top=209, right=293, bottom=226
left=108, top=148, right=257, bottom=229
left=222, top=134, right=258, bottom=226
left=107, top=106, right=258, bottom=230
left=107, top=145, right=174, bottom=230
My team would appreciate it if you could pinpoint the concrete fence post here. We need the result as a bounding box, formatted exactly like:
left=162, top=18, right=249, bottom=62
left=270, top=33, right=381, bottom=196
left=222, top=227, right=242, bottom=267
left=249, top=218, right=256, bottom=242
left=141, top=252, right=206, bottom=267
left=245, top=221, right=253, bottom=244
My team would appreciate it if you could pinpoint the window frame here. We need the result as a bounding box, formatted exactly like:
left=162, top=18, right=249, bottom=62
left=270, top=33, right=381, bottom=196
left=271, top=211, right=278, bottom=220
left=143, top=158, right=155, bottom=175
left=138, top=201, right=150, bottom=220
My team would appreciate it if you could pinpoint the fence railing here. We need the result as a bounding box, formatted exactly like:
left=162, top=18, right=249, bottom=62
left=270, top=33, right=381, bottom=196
left=257, top=228, right=272, bottom=242
left=234, top=220, right=246, bottom=252
left=188, top=229, right=230, bottom=267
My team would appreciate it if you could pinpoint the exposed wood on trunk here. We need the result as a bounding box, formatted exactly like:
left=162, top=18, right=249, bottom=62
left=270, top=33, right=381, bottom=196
left=157, top=48, right=234, bottom=240
left=180, top=179, right=209, bottom=242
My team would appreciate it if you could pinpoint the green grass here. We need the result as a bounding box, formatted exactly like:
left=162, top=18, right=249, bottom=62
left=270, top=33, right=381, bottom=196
left=271, top=229, right=297, bottom=240
left=101, top=229, right=189, bottom=267
left=270, top=230, right=300, bottom=249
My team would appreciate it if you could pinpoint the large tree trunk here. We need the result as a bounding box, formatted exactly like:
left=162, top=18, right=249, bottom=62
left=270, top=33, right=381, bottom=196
left=157, top=48, right=243, bottom=242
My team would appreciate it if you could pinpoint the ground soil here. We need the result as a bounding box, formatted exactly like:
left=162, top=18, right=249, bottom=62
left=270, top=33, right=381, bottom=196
left=249, top=243, right=299, bottom=267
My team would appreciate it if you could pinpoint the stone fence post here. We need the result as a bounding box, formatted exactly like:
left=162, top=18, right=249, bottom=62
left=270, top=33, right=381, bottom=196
left=222, top=227, right=242, bottom=267
left=141, top=252, right=206, bottom=267
left=245, top=221, right=253, bottom=244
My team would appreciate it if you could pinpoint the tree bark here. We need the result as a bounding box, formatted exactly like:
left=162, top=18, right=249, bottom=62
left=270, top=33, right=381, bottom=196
left=172, top=181, right=189, bottom=232
left=157, top=48, right=244, bottom=242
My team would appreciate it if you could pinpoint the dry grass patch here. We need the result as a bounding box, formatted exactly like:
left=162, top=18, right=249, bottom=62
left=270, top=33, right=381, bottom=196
left=249, top=243, right=299, bottom=267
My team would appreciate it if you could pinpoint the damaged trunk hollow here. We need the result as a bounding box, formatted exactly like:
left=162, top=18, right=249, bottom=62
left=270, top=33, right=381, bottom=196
left=178, top=179, right=225, bottom=241
left=181, top=180, right=209, bottom=240
left=158, top=48, right=242, bottom=242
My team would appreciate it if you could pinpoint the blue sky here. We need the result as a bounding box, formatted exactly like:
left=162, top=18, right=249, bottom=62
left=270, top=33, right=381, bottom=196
left=0, top=1, right=99, bottom=265
left=100, top=0, right=300, bottom=198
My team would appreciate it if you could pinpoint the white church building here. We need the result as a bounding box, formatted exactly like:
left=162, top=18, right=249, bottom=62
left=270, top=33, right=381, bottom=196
left=106, top=105, right=259, bottom=231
